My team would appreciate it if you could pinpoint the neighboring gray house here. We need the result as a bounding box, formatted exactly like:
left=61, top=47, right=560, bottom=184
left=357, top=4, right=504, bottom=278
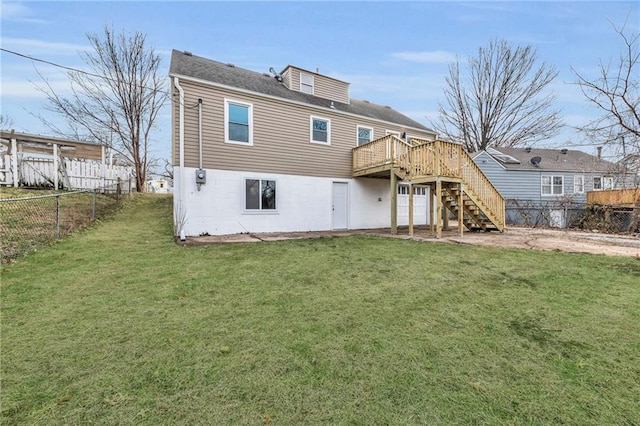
left=473, top=147, right=625, bottom=227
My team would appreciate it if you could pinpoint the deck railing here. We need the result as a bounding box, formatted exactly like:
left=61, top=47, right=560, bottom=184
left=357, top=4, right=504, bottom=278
left=353, top=137, right=505, bottom=229
left=587, top=188, right=640, bottom=206
left=353, top=135, right=411, bottom=173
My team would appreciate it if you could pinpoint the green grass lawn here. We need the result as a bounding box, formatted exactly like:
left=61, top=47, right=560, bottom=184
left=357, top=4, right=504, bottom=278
left=2, top=195, right=639, bottom=425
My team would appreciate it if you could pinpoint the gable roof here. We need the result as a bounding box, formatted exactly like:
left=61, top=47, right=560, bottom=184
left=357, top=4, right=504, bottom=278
left=169, top=50, right=434, bottom=133
left=485, top=147, right=619, bottom=173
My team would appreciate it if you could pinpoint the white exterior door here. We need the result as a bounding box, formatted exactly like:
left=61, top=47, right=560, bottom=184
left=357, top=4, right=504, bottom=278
left=397, top=184, right=428, bottom=226
left=332, top=182, right=348, bottom=229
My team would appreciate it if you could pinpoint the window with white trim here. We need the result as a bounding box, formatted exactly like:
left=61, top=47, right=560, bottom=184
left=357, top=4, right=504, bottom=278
left=603, top=176, right=614, bottom=190
left=245, top=179, right=276, bottom=211
left=357, top=126, right=373, bottom=146
left=310, top=116, right=330, bottom=144
left=225, top=99, right=253, bottom=145
left=593, top=176, right=602, bottom=190
left=385, top=130, right=401, bottom=137
left=573, top=175, right=584, bottom=194
left=541, top=175, right=563, bottom=195
left=300, top=73, right=314, bottom=94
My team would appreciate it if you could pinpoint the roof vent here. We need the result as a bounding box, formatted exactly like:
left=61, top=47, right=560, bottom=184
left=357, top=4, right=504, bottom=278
left=363, top=100, right=370, bottom=103
left=262, top=73, right=270, bottom=77
left=525, top=147, right=531, bottom=153
left=269, top=67, right=283, bottom=82
left=385, top=105, right=391, bottom=109
left=227, top=63, right=235, bottom=68
left=530, top=156, right=542, bottom=167
left=560, top=148, right=568, bottom=154
left=184, top=51, right=193, bottom=56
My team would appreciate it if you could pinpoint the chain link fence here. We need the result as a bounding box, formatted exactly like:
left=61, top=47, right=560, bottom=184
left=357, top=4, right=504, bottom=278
left=505, top=199, right=639, bottom=233
left=0, top=179, right=133, bottom=262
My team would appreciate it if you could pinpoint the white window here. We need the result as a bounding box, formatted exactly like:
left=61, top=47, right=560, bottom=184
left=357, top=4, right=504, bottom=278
left=604, top=176, right=614, bottom=190
left=542, top=175, right=564, bottom=196
left=573, top=175, right=584, bottom=194
left=224, top=99, right=253, bottom=145
left=310, top=116, right=331, bottom=145
left=300, top=73, right=314, bottom=94
left=357, top=126, right=373, bottom=146
left=245, top=178, right=276, bottom=211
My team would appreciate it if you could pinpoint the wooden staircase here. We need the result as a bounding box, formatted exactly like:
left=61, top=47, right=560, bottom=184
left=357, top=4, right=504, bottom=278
left=353, top=135, right=505, bottom=235
left=443, top=187, right=500, bottom=231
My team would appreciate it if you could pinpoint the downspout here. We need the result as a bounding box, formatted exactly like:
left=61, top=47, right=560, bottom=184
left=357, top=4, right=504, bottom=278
left=198, top=98, right=203, bottom=170
left=173, top=76, right=186, bottom=240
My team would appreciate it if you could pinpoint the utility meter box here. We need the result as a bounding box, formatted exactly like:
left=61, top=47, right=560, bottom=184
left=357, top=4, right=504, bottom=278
left=195, top=168, right=206, bottom=185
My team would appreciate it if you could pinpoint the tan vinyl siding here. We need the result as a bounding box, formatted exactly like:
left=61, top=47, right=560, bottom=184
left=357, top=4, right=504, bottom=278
left=281, top=69, right=291, bottom=89
left=286, top=67, right=349, bottom=104
left=174, top=78, right=433, bottom=178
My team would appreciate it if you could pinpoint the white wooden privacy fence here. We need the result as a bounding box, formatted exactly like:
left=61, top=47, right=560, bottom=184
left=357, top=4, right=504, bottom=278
left=0, top=154, right=134, bottom=190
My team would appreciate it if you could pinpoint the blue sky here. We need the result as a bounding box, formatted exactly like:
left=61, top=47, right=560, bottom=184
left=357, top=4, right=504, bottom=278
left=1, top=1, right=638, bottom=162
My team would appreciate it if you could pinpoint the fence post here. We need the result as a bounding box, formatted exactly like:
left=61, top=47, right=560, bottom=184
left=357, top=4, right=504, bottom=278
left=117, top=177, right=121, bottom=202
left=55, top=195, right=60, bottom=239
left=92, top=189, right=96, bottom=220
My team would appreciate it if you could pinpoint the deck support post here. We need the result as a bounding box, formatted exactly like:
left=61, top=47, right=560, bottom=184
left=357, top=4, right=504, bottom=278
left=429, top=184, right=434, bottom=233
left=408, top=183, right=414, bottom=236
left=390, top=168, right=397, bottom=235
left=458, top=183, right=464, bottom=237
left=436, top=178, right=442, bottom=238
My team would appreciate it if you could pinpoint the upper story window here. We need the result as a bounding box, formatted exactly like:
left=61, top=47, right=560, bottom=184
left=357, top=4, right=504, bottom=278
left=574, top=175, right=584, bottom=194
left=357, top=126, right=373, bottom=146
left=542, top=175, right=563, bottom=196
left=225, top=99, right=253, bottom=145
left=310, top=116, right=331, bottom=145
left=300, top=73, right=314, bottom=94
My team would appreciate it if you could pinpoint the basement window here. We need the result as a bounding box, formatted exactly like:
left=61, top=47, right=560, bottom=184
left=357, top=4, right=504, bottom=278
left=245, top=179, right=276, bottom=211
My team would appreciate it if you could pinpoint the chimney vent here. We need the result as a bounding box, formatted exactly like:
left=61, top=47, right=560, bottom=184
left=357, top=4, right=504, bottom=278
left=560, top=148, right=568, bottom=155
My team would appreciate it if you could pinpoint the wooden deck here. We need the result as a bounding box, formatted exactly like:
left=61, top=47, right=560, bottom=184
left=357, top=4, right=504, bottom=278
left=587, top=188, right=640, bottom=207
left=353, top=136, right=505, bottom=236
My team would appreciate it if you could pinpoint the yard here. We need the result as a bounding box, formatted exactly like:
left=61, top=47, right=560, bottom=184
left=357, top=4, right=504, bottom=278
left=1, top=195, right=639, bottom=425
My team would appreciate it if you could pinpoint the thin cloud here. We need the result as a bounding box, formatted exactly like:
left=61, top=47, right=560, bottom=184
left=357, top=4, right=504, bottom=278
left=0, top=2, right=46, bottom=23
left=391, top=51, right=457, bottom=64
left=2, top=38, right=89, bottom=55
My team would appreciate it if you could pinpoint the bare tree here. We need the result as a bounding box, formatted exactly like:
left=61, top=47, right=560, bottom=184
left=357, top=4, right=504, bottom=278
left=573, top=22, right=640, bottom=232
left=0, top=114, right=15, bottom=130
left=36, top=27, right=167, bottom=192
left=432, top=39, right=563, bottom=153
left=572, top=23, right=639, bottom=158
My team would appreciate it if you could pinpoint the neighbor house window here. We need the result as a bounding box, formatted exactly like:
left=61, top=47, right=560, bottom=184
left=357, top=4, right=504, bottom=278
left=593, top=176, right=602, bottom=190
left=310, top=116, right=330, bottom=144
left=604, top=176, right=614, bottom=190
left=225, top=99, right=253, bottom=145
left=542, top=175, right=563, bottom=195
left=357, top=126, right=373, bottom=146
left=300, top=73, right=314, bottom=94
left=573, top=175, right=584, bottom=194
left=245, top=179, right=276, bottom=211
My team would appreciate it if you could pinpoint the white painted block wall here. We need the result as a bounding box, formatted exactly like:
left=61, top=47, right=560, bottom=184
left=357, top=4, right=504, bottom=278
left=174, top=167, right=394, bottom=236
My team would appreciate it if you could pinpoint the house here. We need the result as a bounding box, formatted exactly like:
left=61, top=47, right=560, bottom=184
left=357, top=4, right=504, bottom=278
left=473, top=146, right=626, bottom=227
left=145, top=178, right=172, bottom=194
left=170, top=50, right=504, bottom=238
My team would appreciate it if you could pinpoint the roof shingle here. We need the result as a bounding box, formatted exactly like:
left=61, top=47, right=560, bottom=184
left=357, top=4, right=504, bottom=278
left=169, top=50, right=433, bottom=132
